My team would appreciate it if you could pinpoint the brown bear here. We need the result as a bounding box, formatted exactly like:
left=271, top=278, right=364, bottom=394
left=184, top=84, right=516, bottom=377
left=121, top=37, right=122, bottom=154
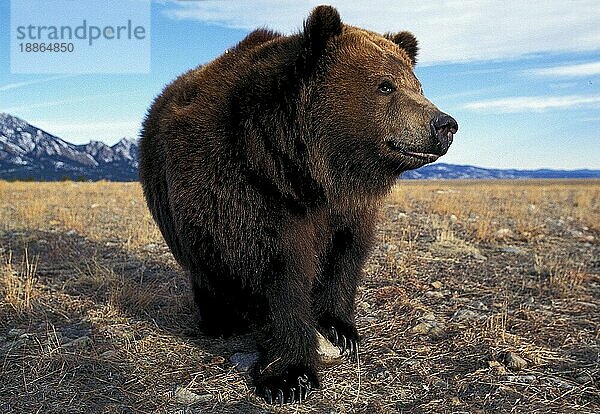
left=139, top=5, right=457, bottom=404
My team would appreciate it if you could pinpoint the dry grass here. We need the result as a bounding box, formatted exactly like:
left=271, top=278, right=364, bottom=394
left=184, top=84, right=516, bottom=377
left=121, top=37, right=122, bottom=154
left=388, top=179, right=600, bottom=242
left=534, top=253, right=588, bottom=296
left=0, top=179, right=598, bottom=413
left=1, top=248, right=38, bottom=312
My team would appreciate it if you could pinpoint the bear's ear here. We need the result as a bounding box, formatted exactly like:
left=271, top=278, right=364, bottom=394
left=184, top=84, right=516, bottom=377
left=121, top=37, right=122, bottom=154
left=299, top=5, right=343, bottom=73
left=385, top=31, right=419, bottom=65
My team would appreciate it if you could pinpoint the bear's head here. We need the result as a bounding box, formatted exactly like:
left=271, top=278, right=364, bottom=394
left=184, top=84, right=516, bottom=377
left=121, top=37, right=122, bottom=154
left=298, top=6, right=458, bottom=190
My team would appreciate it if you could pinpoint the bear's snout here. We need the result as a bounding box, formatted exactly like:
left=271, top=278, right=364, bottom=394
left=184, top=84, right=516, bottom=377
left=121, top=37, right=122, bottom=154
left=430, top=113, right=458, bottom=155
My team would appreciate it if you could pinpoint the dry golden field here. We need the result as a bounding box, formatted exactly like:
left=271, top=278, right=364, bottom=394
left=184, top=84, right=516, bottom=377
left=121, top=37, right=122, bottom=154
left=0, top=180, right=598, bottom=413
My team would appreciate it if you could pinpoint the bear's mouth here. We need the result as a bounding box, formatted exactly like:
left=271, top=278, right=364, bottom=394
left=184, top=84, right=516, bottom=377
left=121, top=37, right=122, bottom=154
left=399, top=150, right=440, bottom=163
left=385, top=140, right=440, bottom=163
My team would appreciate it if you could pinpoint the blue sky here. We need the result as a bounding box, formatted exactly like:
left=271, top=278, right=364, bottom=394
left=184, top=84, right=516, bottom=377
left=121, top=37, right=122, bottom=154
left=0, top=0, right=599, bottom=169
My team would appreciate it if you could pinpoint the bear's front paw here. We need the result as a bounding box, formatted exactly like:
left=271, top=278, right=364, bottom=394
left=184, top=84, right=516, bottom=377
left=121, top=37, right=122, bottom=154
left=257, top=366, right=319, bottom=405
left=326, top=325, right=360, bottom=362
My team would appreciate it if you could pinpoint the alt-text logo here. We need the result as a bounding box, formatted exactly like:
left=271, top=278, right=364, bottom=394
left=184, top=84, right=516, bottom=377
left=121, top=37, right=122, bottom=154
left=11, top=0, right=151, bottom=74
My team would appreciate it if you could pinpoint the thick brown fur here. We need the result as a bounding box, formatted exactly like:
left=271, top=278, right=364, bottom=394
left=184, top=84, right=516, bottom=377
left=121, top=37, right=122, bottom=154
left=139, top=5, right=455, bottom=404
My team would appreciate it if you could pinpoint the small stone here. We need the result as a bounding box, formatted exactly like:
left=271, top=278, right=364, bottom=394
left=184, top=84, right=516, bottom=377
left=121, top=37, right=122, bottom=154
left=62, top=326, right=92, bottom=339
left=507, top=374, right=536, bottom=383
left=414, top=345, right=431, bottom=353
left=453, top=309, right=481, bottom=322
left=412, top=320, right=444, bottom=337
left=575, top=374, right=593, bottom=385
left=472, top=301, right=489, bottom=311
left=430, top=281, right=443, bottom=289
left=172, top=386, right=211, bottom=405
left=500, top=351, right=528, bottom=371
left=66, top=230, right=78, bottom=236
left=496, top=228, right=513, bottom=238
left=210, top=356, right=225, bottom=364
left=143, top=243, right=158, bottom=252
left=404, top=359, right=421, bottom=368
left=384, top=243, right=398, bottom=252
left=230, top=352, right=259, bottom=372
left=412, top=322, right=433, bottom=335
left=359, top=316, right=377, bottom=323
left=375, top=368, right=390, bottom=379
left=7, top=328, right=26, bottom=338
left=63, top=335, right=91, bottom=348
left=548, top=377, right=575, bottom=389
left=450, top=214, right=458, bottom=222
left=317, top=332, right=344, bottom=367
left=488, top=360, right=507, bottom=375
left=471, top=252, right=488, bottom=261
left=428, top=324, right=445, bottom=337
left=422, top=312, right=436, bottom=321
left=425, top=290, right=445, bottom=299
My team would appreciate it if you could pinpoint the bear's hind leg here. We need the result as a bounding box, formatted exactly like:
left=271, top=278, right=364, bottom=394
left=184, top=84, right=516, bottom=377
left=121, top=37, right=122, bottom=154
left=191, top=277, right=250, bottom=337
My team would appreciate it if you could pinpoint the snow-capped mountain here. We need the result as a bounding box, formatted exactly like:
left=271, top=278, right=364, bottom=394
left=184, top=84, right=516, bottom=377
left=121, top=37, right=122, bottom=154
left=0, top=113, right=598, bottom=181
left=0, top=113, right=138, bottom=181
left=402, top=163, right=600, bottom=179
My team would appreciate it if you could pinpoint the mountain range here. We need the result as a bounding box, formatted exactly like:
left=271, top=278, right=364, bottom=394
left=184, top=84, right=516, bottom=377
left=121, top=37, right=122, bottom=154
left=0, top=113, right=138, bottom=181
left=1, top=113, right=598, bottom=181
left=402, top=163, right=600, bottom=179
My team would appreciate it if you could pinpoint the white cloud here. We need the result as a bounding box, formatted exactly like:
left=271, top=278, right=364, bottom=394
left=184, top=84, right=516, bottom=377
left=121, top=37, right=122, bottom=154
left=0, top=75, right=75, bottom=92
left=3, top=98, right=93, bottom=113
left=549, top=82, right=579, bottom=89
left=530, top=61, right=600, bottom=77
left=464, top=95, right=600, bottom=113
left=1, top=93, right=122, bottom=114
left=580, top=116, right=600, bottom=122
left=162, top=0, right=600, bottom=64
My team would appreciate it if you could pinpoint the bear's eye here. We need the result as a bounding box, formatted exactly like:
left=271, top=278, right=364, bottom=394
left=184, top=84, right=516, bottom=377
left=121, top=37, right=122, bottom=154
left=378, top=80, right=396, bottom=95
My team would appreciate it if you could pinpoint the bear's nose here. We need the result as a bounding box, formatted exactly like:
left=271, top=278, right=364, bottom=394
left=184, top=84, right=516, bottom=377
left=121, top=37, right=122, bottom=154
left=430, top=113, right=458, bottom=155
left=432, top=114, right=458, bottom=133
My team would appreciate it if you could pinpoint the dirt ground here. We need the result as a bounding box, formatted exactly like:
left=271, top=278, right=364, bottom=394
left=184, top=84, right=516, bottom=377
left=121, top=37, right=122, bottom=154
left=0, top=180, right=598, bottom=413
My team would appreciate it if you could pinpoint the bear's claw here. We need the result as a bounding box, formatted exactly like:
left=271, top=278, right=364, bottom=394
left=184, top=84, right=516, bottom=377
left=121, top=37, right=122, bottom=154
left=264, top=388, right=272, bottom=404
left=260, top=372, right=314, bottom=404
left=328, top=326, right=360, bottom=362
